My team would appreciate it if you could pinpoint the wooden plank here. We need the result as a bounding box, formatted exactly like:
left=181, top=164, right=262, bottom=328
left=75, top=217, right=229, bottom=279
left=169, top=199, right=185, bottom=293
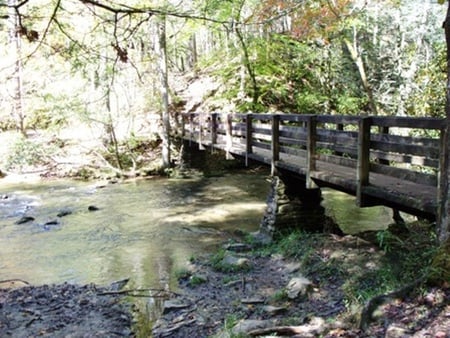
left=278, top=114, right=312, bottom=123
left=252, top=133, right=272, bottom=142
left=225, top=113, right=233, bottom=159
left=370, top=140, right=439, bottom=158
left=370, top=150, right=438, bottom=168
left=251, top=113, right=273, bottom=121
left=279, top=125, right=307, bottom=139
left=371, top=132, right=439, bottom=148
left=272, top=115, right=280, bottom=175
left=306, top=115, right=317, bottom=189
left=252, top=140, right=271, bottom=150
left=279, top=137, right=307, bottom=148
left=370, top=162, right=437, bottom=186
left=246, top=114, right=253, bottom=166
left=189, top=114, right=194, bottom=146
left=317, top=153, right=357, bottom=169
left=357, top=117, right=371, bottom=206
left=316, top=115, right=360, bottom=125
left=316, top=129, right=358, bottom=146
left=371, top=116, right=445, bottom=129
left=279, top=145, right=307, bottom=157
left=211, top=113, right=218, bottom=148
left=437, top=125, right=449, bottom=241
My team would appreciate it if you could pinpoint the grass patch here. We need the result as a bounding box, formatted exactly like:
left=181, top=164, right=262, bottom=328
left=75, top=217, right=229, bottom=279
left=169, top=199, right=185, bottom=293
left=209, top=249, right=252, bottom=273
left=189, top=275, right=207, bottom=286
left=342, top=221, right=438, bottom=309
left=254, top=223, right=438, bottom=315
left=174, top=268, right=191, bottom=281
left=270, top=288, right=289, bottom=303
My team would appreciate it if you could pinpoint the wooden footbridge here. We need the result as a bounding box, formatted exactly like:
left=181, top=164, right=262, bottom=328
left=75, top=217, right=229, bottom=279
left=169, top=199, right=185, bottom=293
left=182, top=113, right=449, bottom=226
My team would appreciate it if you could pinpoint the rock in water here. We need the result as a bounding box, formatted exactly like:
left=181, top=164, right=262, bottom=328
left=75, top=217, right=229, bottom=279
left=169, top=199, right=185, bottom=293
left=57, top=209, right=73, bottom=217
left=15, top=216, right=35, bottom=224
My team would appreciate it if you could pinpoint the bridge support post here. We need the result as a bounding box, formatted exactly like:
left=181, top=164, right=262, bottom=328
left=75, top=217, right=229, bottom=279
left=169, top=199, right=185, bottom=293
left=306, top=115, right=317, bottom=189
left=357, top=117, right=371, bottom=207
left=245, top=114, right=253, bottom=166
left=271, top=115, right=280, bottom=176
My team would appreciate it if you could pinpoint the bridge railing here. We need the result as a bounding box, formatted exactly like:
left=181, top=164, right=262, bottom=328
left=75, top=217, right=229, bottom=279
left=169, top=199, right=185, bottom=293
left=182, top=112, right=447, bottom=214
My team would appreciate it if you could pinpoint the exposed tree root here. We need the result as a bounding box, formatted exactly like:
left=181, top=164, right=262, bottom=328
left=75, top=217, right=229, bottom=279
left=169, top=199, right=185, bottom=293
left=359, top=276, right=426, bottom=331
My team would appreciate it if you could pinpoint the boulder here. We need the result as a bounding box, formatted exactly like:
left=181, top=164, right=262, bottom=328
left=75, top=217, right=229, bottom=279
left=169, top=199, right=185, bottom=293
left=286, top=276, right=312, bottom=300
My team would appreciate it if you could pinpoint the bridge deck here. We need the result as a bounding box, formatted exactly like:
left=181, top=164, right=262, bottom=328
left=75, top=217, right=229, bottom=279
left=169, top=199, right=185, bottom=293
left=212, top=142, right=437, bottom=218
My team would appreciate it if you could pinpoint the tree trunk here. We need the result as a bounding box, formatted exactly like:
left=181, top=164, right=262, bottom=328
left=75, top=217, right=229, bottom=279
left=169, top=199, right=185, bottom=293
left=439, top=2, right=450, bottom=243
left=7, top=0, right=26, bottom=135
left=235, top=26, right=259, bottom=111
left=344, top=29, right=379, bottom=116
left=154, top=17, right=171, bottom=169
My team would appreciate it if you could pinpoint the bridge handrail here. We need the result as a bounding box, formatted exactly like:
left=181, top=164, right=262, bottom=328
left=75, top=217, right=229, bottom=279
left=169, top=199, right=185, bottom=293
left=182, top=112, right=447, bottom=221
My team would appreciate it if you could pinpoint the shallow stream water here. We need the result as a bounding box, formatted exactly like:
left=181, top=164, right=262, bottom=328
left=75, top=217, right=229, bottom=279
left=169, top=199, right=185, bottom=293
left=0, top=173, right=394, bottom=291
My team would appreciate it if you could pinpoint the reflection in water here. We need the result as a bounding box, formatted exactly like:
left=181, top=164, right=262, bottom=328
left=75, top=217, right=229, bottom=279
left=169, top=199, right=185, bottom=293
left=0, top=174, right=270, bottom=290
left=321, top=188, right=392, bottom=234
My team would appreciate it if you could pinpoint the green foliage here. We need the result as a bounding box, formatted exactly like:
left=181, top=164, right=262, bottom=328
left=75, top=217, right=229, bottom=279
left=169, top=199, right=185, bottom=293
left=4, top=136, right=51, bottom=172
left=26, top=93, right=82, bottom=130
left=209, top=32, right=371, bottom=114
left=376, top=230, right=404, bottom=252
left=406, top=43, right=446, bottom=119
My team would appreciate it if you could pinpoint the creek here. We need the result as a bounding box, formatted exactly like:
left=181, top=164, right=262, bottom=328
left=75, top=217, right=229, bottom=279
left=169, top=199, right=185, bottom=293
left=0, top=172, right=395, bottom=291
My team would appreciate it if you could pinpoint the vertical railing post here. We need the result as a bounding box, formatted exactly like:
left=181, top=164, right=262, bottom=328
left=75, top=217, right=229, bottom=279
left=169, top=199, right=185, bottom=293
left=271, top=115, right=280, bottom=176
left=181, top=114, right=186, bottom=138
left=225, top=113, right=233, bottom=160
left=189, top=114, right=194, bottom=147
left=357, top=117, right=371, bottom=206
left=437, top=125, right=449, bottom=242
left=306, top=115, right=317, bottom=189
left=334, top=123, right=343, bottom=156
left=379, top=126, right=390, bottom=165
left=211, top=113, right=217, bottom=153
left=245, top=114, right=253, bottom=166
left=198, top=114, right=205, bottom=150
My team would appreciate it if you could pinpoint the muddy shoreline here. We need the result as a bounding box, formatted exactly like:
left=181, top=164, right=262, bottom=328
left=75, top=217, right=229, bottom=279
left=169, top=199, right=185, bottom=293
left=1, top=233, right=449, bottom=337
left=0, top=281, right=133, bottom=337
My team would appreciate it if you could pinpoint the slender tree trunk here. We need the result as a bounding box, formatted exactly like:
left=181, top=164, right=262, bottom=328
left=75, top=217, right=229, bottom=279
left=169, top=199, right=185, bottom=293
left=439, top=3, right=450, bottom=244
left=235, top=26, right=259, bottom=111
left=344, top=29, right=378, bottom=116
left=154, top=17, right=171, bottom=169
left=7, top=0, right=26, bottom=135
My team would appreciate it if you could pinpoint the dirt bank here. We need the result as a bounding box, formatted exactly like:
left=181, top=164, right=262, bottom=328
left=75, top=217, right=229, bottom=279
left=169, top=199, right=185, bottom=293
left=152, top=233, right=450, bottom=338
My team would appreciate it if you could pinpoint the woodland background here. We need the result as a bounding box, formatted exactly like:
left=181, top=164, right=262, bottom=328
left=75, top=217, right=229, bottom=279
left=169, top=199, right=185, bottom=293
left=0, top=0, right=446, bottom=174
